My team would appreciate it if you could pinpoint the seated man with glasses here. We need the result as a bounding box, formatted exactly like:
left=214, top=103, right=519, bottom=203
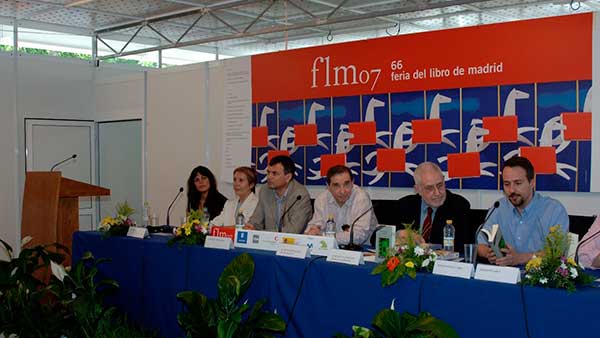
left=394, top=162, right=470, bottom=251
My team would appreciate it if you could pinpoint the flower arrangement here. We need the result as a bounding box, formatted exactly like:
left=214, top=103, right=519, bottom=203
left=371, top=223, right=438, bottom=287
left=522, top=225, right=594, bottom=292
left=98, top=201, right=136, bottom=237
left=167, top=209, right=208, bottom=247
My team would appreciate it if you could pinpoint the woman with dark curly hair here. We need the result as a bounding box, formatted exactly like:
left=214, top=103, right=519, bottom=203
left=186, top=165, right=227, bottom=220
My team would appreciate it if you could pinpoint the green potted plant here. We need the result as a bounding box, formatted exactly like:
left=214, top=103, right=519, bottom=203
left=0, top=237, right=156, bottom=338
left=176, top=253, right=286, bottom=338
left=335, top=307, right=459, bottom=338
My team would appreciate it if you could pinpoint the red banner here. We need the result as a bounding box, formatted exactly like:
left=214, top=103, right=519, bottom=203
left=252, top=14, right=592, bottom=102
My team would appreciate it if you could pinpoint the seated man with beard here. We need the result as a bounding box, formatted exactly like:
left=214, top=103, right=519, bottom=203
left=477, top=156, right=569, bottom=266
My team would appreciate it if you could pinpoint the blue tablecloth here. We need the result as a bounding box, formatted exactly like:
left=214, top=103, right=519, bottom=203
left=72, top=231, right=600, bottom=338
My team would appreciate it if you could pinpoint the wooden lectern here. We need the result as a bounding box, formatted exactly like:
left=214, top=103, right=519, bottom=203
left=21, top=172, right=110, bottom=263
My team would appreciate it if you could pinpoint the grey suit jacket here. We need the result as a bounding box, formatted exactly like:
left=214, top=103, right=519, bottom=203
left=248, top=180, right=312, bottom=234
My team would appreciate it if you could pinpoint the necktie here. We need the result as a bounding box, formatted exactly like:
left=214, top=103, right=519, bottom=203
left=422, top=207, right=433, bottom=242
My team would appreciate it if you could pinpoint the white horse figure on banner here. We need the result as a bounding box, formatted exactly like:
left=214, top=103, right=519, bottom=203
left=253, top=105, right=279, bottom=180
left=361, top=98, right=393, bottom=185
left=461, top=119, right=496, bottom=177
left=306, top=101, right=337, bottom=181
left=307, top=102, right=331, bottom=151
left=421, top=93, right=459, bottom=180
left=502, top=88, right=537, bottom=145
left=308, top=123, right=358, bottom=181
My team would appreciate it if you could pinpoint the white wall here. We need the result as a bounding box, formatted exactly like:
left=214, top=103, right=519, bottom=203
left=0, top=54, right=19, bottom=260
left=146, top=63, right=209, bottom=224
left=0, top=54, right=144, bottom=258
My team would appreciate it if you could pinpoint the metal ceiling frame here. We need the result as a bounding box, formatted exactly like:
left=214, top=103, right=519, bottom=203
left=95, top=0, right=500, bottom=61
left=1, top=0, right=594, bottom=66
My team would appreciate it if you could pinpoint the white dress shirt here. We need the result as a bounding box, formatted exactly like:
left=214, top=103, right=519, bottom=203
left=211, top=192, right=259, bottom=227
left=306, top=185, right=377, bottom=245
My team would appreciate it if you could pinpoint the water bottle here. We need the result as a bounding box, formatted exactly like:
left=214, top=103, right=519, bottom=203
left=142, top=202, right=150, bottom=227
left=202, top=207, right=210, bottom=226
left=443, top=219, right=455, bottom=252
left=235, top=210, right=245, bottom=228
left=325, top=215, right=336, bottom=238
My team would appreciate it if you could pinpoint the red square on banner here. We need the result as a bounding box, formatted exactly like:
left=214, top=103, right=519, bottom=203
left=252, top=127, right=268, bottom=147
left=562, top=112, right=592, bottom=141
left=483, top=116, right=518, bottom=142
left=294, top=124, right=318, bottom=146
left=267, top=150, right=290, bottom=164
left=448, top=152, right=481, bottom=178
left=520, top=147, right=556, bottom=174
left=412, top=119, right=442, bottom=144
left=349, top=121, right=377, bottom=145
left=376, top=148, right=406, bottom=172
left=320, top=154, right=346, bottom=177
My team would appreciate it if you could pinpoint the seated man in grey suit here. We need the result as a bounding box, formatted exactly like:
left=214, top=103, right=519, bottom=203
left=244, top=155, right=312, bottom=233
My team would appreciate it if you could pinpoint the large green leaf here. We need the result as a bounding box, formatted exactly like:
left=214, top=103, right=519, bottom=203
left=218, top=253, right=254, bottom=303
left=371, top=264, right=387, bottom=275
left=251, top=313, right=286, bottom=332
left=406, top=312, right=460, bottom=338
left=372, top=309, right=403, bottom=337
left=217, top=318, right=238, bottom=338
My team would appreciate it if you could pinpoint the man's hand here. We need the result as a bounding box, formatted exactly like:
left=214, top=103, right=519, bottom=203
left=478, top=244, right=497, bottom=264
left=305, top=225, right=322, bottom=236
left=243, top=223, right=255, bottom=230
left=496, top=244, right=531, bottom=266
left=396, top=230, right=425, bottom=245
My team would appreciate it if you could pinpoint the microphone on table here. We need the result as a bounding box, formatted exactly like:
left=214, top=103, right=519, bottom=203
left=166, top=187, right=184, bottom=227
left=340, top=205, right=374, bottom=251
left=50, top=154, right=77, bottom=171
left=575, top=215, right=600, bottom=265
left=278, top=195, right=302, bottom=232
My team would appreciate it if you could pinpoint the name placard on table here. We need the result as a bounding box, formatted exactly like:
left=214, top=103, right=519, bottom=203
left=474, top=263, right=521, bottom=284
left=433, top=260, right=474, bottom=279
left=326, top=249, right=364, bottom=266
left=127, top=227, right=149, bottom=239
left=234, top=229, right=337, bottom=255
left=276, top=243, right=310, bottom=259
left=204, top=236, right=233, bottom=250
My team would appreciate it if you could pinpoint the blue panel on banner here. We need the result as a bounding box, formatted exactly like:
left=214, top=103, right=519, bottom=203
left=305, top=97, right=332, bottom=186
left=361, top=93, right=390, bottom=187
left=390, top=91, right=426, bottom=187
left=255, top=102, right=278, bottom=184
left=279, top=100, right=305, bottom=183
left=252, top=103, right=258, bottom=177
left=577, top=80, right=592, bottom=192
left=499, top=83, right=535, bottom=178
left=333, top=96, right=361, bottom=184
left=426, top=89, right=460, bottom=189
left=536, top=81, right=577, bottom=191
left=461, top=86, right=500, bottom=190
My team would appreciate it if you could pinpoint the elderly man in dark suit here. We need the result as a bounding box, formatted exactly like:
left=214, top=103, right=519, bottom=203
left=395, top=162, right=470, bottom=251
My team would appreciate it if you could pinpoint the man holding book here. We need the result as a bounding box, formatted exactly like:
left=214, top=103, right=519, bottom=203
left=477, top=156, right=569, bottom=266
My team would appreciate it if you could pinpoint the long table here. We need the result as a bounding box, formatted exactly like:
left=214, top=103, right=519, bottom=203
left=72, top=231, right=600, bottom=338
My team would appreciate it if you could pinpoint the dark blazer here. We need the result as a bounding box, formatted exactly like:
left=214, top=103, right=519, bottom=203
left=394, top=190, right=471, bottom=250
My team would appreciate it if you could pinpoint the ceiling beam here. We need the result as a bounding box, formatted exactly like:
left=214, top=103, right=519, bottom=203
left=95, top=0, right=262, bottom=34
left=96, top=0, right=498, bottom=60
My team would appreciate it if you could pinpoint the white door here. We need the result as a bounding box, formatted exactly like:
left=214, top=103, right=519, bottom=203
left=25, top=119, right=97, bottom=230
